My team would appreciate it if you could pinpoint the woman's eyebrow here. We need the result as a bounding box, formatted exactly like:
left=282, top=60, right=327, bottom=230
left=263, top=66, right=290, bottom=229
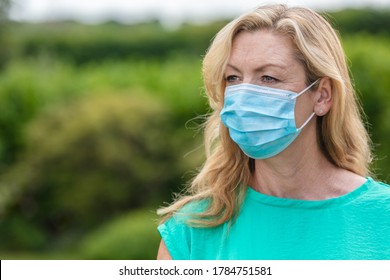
left=225, top=64, right=241, bottom=73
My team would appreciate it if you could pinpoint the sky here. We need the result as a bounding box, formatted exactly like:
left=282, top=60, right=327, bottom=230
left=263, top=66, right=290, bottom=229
left=9, top=0, right=390, bottom=25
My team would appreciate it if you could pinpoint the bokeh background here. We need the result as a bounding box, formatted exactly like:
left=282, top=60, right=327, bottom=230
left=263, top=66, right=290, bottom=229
left=0, top=0, right=389, bottom=259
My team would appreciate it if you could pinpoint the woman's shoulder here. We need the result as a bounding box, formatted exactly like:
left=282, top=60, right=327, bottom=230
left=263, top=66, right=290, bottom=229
left=177, top=198, right=210, bottom=215
left=158, top=198, right=212, bottom=233
left=367, top=177, right=390, bottom=192
left=361, top=177, right=390, bottom=204
left=375, top=179, right=390, bottom=188
left=162, top=198, right=211, bottom=226
left=157, top=198, right=222, bottom=260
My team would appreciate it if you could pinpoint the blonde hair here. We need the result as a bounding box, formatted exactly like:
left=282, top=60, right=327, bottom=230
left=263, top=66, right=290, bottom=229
left=158, top=4, right=372, bottom=227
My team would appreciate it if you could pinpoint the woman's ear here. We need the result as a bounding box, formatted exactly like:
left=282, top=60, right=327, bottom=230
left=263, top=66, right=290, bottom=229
left=313, top=77, right=333, bottom=116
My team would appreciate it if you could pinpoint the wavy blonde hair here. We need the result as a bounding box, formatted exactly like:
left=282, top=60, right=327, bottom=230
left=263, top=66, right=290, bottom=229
left=158, top=4, right=372, bottom=227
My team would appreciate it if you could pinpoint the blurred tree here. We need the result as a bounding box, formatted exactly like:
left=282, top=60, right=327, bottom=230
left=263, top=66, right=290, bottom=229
left=0, top=91, right=196, bottom=251
left=326, top=9, right=390, bottom=36
left=0, top=0, right=10, bottom=20
left=79, top=209, right=160, bottom=260
left=0, top=0, right=11, bottom=67
left=6, top=20, right=226, bottom=64
left=343, top=35, right=390, bottom=182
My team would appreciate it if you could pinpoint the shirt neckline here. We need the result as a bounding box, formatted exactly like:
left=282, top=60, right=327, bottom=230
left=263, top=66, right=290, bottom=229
left=246, top=177, right=372, bottom=209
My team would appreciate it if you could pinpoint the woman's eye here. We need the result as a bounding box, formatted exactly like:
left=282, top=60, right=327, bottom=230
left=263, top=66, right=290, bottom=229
left=262, top=75, right=278, bottom=83
left=225, top=75, right=240, bottom=83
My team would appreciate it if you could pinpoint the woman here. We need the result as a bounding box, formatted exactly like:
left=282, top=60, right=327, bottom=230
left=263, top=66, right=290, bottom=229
left=157, top=4, right=390, bottom=260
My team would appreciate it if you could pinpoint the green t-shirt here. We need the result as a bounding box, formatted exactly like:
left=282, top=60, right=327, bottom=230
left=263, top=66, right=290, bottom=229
left=158, top=177, right=390, bottom=260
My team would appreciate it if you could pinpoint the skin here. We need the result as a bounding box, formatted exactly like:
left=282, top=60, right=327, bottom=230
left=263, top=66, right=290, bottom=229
left=157, top=238, right=172, bottom=260
left=157, top=29, right=366, bottom=260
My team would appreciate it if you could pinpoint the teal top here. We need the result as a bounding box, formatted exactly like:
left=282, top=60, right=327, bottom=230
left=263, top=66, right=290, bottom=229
left=158, top=177, right=390, bottom=260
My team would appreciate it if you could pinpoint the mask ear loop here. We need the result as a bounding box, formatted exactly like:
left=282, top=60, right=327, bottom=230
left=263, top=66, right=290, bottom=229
left=292, top=79, right=320, bottom=130
left=297, top=112, right=316, bottom=130
left=291, top=79, right=320, bottom=100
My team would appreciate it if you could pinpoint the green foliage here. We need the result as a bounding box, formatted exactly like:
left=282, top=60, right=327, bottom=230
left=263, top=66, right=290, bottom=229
left=0, top=55, right=205, bottom=169
left=0, top=0, right=12, bottom=68
left=6, top=20, right=225, bottom=64
left=0, top=57, right=83, bottom=166
left=0, top=215, right=47, bottom=250
left=343, top=35, right=390, bottom=181
left=79, top=209, right=160, bottom=260
left=0, top=92, right=198, bottom=250
left=326, top=9, right=390, bottom=36
left=0, top=55, right=206, bottom=252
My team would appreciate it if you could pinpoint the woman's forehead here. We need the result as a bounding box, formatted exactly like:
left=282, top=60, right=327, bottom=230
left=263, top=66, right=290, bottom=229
left=228, top=30, right=297, bottom=70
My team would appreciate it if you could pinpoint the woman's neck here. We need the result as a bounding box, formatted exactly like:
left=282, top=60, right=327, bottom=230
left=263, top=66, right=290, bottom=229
left=249, top=133, right=365, bottom=200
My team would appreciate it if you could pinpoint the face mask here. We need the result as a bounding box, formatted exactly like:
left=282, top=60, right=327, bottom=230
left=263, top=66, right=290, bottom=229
left=220, top=81, right=318, bottom=159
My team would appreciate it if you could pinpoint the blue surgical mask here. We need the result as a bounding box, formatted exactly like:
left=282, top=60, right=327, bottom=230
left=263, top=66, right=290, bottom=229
left=220, top=81, right=318, bottom=159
